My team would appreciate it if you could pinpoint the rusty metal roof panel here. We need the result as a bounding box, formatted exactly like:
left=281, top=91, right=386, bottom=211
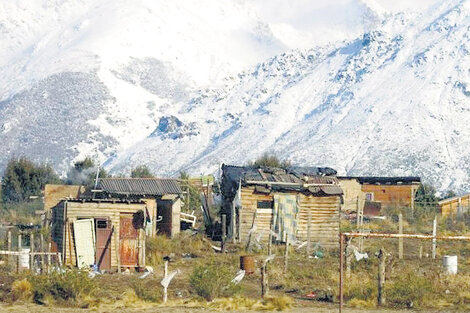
left=98, top=178, right=182, bottom=196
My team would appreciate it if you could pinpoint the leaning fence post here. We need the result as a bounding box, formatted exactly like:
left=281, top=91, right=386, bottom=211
left=398, top=213, right=403, bottom=259
left=432, top=216, right=437, bottom=259
left=378, top=248, right=386, bottom=306
left=260, top=255, right=275, bottom=298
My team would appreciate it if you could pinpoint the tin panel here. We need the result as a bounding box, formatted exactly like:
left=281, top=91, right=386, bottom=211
left=120, top=215, right=138, bottom=267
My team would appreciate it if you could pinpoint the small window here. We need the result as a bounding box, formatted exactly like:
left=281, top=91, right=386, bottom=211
left=96, top=220, right=108, bottom=229
left=365, top=192, right=374, bottom=201
left=257, top=201, right=273, bottom=209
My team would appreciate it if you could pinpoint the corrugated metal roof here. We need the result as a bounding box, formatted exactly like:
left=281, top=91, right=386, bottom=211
left=98, top=178, right=182, bottom=196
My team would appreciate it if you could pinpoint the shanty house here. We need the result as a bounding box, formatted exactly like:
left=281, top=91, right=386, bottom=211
left=52, top=199, right=148, bottom=271
left=221, top=165, right=343, bottom=247
left=339, top=177, right=421, bottom=215
left=44, top=184, right=86, bottom=224
left=338, top=177, right=365, bottom=212
left=439, top=194, right=470, bottom=216
left=96, top=178, right=183, bottom=237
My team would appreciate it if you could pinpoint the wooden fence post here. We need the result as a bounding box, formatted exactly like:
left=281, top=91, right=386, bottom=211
left=378, top=248, right=386, bottom=306
left=221, top=215, right=226, bottom=253
left=40, top=234, right=45, bottom=273
left=345, top=238, right=352, bottom=278
left=231, top=203, right=236, bottom=244
left=284, top=236, right=289, bottom=272
left=398, top=213, right=403, bottom=259
left=307, top=208, right=311, bottom=257
left=245, top=210, right=257, bottom=251
left=17, top=234, right=22, bottom=273
left=432, top=216, right=437, bottom=259
left=163, top=260, right=169, bottom=303
left=261, top=264, right=268, bottom=297
left=7, top=231, right=11, bottom=267
left=30, top=233, right=34, bottom=270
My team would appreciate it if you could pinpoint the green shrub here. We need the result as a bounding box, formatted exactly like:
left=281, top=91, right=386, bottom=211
left=387, top=271, right=433, bottom=308
left=189, top=259, right=241, bottom=301
left=131, top=278, right=162, bottom=302
left=29, top=269, right=95, bottom=305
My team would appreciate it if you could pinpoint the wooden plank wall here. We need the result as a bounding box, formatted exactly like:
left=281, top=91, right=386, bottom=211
left=238, top=187, right=340, bottom=248
left=362, top=184, right=419, bottom=209
left=44, top=184, right=85, bottom=213
left=440, top=194, right=470, bottom=216
left=56, top=201, right=147, bottom=268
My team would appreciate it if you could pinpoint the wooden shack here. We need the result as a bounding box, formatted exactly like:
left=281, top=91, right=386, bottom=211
left=339, top=176, right=421, bottom=213
left=44, top=184, right=86, bottom=224
left=52, top=199, right=147, bottom=271
left=221, top=165, right=343, bottom=247
left=96, top=178, right=182, bottom=237
left=338, top=177, right=365, bottom=212
left=439, top=194, right=470, bottom=216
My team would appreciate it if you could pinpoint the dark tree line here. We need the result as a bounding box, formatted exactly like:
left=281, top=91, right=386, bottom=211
left=1, top=157, right=155, bottom=204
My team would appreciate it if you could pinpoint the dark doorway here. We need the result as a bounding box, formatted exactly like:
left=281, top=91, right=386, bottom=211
left=157, top=200, right=173, bottom=236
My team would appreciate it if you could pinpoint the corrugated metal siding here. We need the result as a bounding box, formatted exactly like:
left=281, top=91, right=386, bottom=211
left=99, top=178, right=182, bottom=196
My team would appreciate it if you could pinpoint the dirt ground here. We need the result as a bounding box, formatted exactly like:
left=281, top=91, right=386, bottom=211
left=0, top=302, right=464, bottom=313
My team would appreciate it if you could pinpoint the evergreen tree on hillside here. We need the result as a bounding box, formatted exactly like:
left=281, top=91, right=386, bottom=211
left=131, top=165, right=154, bottom=178
left=66, top=157, right=108, bottom=187
left=1, top=157, right=61, bottom=203
left=247, top=153, right=291, bottom=168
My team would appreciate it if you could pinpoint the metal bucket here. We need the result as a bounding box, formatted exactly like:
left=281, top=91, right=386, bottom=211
left=19, top=248, right=30, bottom=270
left=443, top=255, right=458, bottom=274
left=240, top=255, right=255, bottom=274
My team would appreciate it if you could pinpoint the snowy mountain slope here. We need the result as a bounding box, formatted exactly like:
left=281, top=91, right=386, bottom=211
left=0, top=0, right=388, bottom=174
left=107, top=0, right=470, bottom=192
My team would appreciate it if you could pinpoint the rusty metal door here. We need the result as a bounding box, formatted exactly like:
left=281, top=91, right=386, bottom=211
left=119, top=214, right=138, bottom=267
left=95, top=218, right=112, bottom=271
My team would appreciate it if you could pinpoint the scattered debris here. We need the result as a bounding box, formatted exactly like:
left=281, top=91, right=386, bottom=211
left=231, top=269, right=246, bottom=285
left=139, top=266, right=154, bottom=279
left=354, top=250, right=368, bottom=261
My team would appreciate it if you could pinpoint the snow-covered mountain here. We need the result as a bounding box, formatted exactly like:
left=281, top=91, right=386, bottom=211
left=0, top=0, right=380, bottom=173
left=2, top=0, right=469, bottom=192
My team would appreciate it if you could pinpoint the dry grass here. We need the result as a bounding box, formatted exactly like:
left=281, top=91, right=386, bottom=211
left=11, top=278, right=32, bottom=302
left=161, top=295, right=293, bottom=311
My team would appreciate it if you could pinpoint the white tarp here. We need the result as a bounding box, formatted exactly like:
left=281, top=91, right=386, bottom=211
left=73, top=219, right=95, bottom=268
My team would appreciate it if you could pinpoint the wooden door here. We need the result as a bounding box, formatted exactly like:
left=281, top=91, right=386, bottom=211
left=119, top=214, right=138, bottom=267
left=73, top=219, right=95, bottom=268
left=95, top=218, right=112, bottom=271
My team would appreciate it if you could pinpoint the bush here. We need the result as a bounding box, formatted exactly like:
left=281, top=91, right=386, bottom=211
left=29, top=269, right=96, bottom=305
left=11, top=278, right=32, bottom=302
left=387, top=271, right=433, bottom=308
left=131, top=278, right=162, bottom=302
left=189, top=259, right=241, bottom=301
